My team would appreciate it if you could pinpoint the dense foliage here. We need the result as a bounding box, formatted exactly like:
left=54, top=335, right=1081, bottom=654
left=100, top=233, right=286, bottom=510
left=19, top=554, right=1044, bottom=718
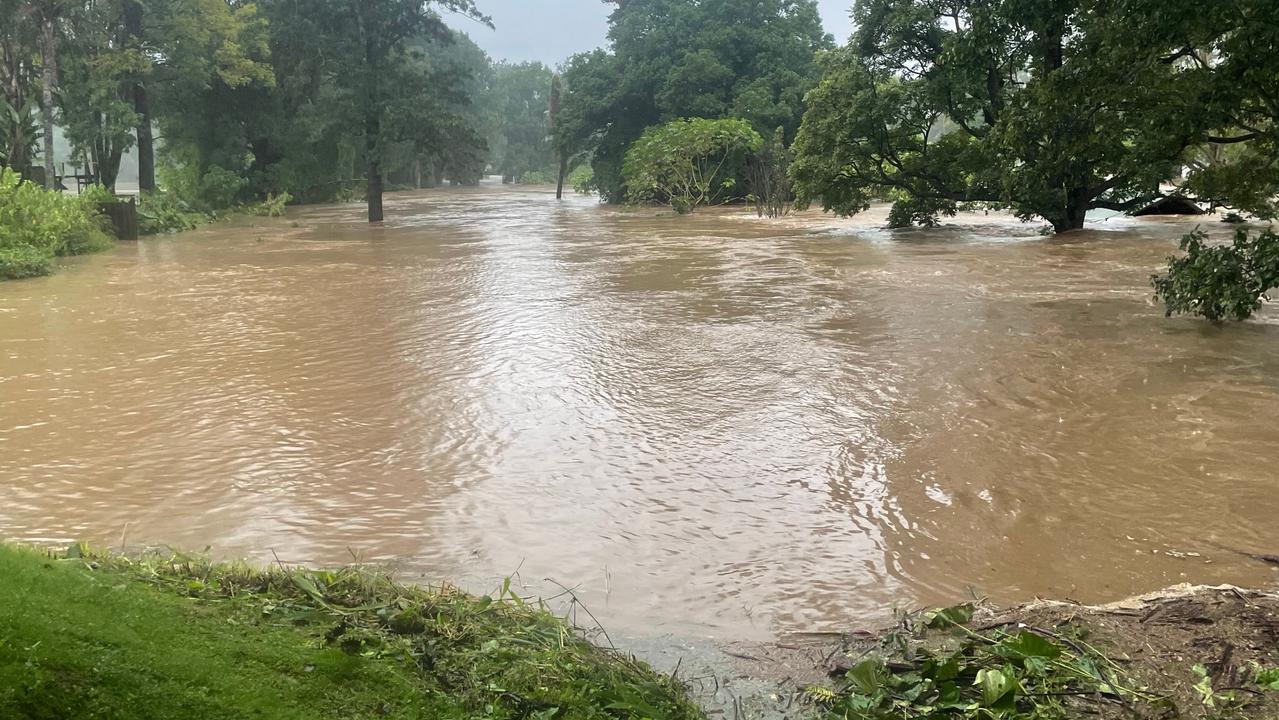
left=622, top=118, right=762, bottom=213
left=791, top=0, right=1279, bottom=233
left=1153, top=228, right=1279, bottom=322
left=811, top=603, right=1279, bottom=720
left=1, top=0, right=566, bottom=227
left=558, top=0, right=832, bottom=202
left=487, top=61, right=556, bottom=183
left=0, top=168, right=113, bottom=279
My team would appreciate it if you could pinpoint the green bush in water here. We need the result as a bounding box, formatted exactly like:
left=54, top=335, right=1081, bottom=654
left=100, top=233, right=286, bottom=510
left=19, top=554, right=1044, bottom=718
left=0, top=244, right=54, bottom=279
left=1152, top=227, right=1279, bottom=321
left=247, top=191, right=292, bottom=217
left=0, top=169, right=115, bottom=280
left=137, top=191, right=213, bottom=235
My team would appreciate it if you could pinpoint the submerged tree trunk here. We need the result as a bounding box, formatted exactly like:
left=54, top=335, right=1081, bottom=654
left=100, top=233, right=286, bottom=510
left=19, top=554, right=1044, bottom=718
left=367, top=159, right=383, bottom=222
left=123, top=0, right=154, bottom=193
left=1051, top=189, right=1090, bottom=233
left=39, top=13, right=56, bottom=190
left=555, top=155, right=568, bottom=200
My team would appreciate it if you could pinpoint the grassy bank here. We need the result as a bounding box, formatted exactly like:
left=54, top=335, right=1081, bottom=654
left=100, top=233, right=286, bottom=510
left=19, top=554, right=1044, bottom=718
left=0, top=544, right=701, bottom=720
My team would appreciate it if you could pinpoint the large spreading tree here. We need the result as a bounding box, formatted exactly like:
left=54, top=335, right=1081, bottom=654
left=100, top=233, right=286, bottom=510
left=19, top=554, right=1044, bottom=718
left=791, top=0, right=1279, bottom=233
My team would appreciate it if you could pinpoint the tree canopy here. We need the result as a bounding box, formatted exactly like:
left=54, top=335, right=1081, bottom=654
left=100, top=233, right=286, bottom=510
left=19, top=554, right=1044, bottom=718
left=791, top=0, right=1279, bottom=232
left=559, top=0, right=832, bottom=203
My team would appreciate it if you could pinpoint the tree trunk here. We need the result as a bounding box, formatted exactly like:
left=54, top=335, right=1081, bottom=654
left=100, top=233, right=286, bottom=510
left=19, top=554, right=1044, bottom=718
left=40, top=14, right=57, bottom=190
left=101, top=144, right=123, bottom=192
left=367, top=160, right=383, bottom=222
left=123, top=0, right=154, bottom=192
left=1052, top=189, right=1090, bottom=232
left=555, top=155, right=568, bottom=200
left=133, top=86, right=154, bottom=192
left=364, top=86, right=382, bottom=221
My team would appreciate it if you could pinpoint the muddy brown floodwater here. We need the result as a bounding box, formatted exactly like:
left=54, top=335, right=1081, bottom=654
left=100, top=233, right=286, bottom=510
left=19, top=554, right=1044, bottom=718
left=2, top=185, right=1278, bottom=641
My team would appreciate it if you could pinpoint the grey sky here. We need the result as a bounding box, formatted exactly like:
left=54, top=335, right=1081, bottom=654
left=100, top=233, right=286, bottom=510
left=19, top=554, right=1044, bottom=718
left=449, top=1, right=853, bottom=66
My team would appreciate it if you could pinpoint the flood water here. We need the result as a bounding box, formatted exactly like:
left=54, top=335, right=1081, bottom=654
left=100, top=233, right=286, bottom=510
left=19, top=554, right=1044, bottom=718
left=3, top=185, right=1278, bottom=640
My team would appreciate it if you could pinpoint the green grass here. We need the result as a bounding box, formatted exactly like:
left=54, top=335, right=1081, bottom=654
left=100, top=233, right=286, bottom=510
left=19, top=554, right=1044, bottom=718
left=0, top=544, right=703, bottom=720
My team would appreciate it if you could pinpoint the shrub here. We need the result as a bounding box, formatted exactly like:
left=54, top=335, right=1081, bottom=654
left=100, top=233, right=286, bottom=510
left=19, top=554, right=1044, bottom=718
left=137, top=192, right=213, bottom=235
left=78, top=184, right=118, bottom=206
left=0, top=169, right=114, bottom=280
left=1152, top=227, right=1279, bottom=321
left=0, top=244, right=54, bottom=280
left=515, top=169, right=556, bottom=185
left=247, top=192, right=293, bottom=217
left=622, top=118, right=763, bottom=213
left=570, top=165, right=595, bottom=195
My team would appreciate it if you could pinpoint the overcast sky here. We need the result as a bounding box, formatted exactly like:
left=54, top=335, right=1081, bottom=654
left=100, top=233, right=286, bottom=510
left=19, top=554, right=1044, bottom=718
left=448, top=1, right=853, bottom=66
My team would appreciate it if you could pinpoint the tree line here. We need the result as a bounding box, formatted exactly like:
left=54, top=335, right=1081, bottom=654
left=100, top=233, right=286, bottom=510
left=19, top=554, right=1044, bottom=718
left=0, top=0, right=562, bottom=224
left=551, top=0, right=1277, bottom=233
left=3, top=0, right=1277, bottom=239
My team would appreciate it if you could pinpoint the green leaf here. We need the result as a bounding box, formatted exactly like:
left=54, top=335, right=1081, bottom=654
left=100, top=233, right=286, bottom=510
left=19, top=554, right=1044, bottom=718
left=997, top=631, right=1063, bottom=660
left=925, top=603, right=975, bottom=629
left=846, top=659, right=885, bottom=696
left=975, top=667, right=1017, bottom=707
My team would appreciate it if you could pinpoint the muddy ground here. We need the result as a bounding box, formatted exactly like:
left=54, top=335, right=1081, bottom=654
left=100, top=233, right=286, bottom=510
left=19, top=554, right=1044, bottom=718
left=628, top=584, right=1279, bottom=719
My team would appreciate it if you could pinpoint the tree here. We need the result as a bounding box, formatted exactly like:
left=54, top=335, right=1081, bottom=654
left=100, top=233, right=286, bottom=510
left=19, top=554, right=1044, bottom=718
left=621, top=117, right=762, bottom=213
left=561, top=0, right=831, bottom=202
left=0, top=0, right=40, bottom=174
left=122, top=0, right=151, bottom=192
left=747, top=126, right=791, bottom=218
left=486, top=61, right=553, bottom=184
left=549, top=72, right=566, bottom=199
left=308, top=0, right=489, bottom=222
left=1144, top=0, right=1279, bottom=221
left=1153, top=228, right=1279, bottom=322
left=57, top=0, right=145, bottom=191
left=790, top=0, right=1272, bottom=233
left=36, top=0, right=60, bottom=189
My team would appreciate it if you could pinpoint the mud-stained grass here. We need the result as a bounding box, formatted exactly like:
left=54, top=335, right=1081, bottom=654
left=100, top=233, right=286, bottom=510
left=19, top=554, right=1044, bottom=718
left=806, top=588, right=1279, bottom=720
left=0, top=543, right=703, bottom=720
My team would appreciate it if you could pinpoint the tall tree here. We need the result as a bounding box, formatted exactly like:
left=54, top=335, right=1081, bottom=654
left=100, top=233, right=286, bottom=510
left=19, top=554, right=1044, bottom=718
left=487, top=61, right=553, bottom=184
left=57, top=0, right=144, bottom=191
left=560, top=0, right=831, bottom=202
left=0, top=0, right=40, bottom=174
left=122, top=0, right=151, bottom=192
left=549, top=72, right=567, bottom=199
left=312, top=0, right=488, bottom=222
left=37, top=0, right=59, bottom=189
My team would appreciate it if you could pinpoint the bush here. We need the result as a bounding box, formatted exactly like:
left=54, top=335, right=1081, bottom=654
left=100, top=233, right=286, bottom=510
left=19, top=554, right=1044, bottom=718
left=515, top=169, right=556, bottom=185
left=570, top=165, right=595, bottom=195
left=622, top=118, right=763, bottom=213
left=160, top=162, right=251, bottom=213
left=0, top=169, right=114, bottom=280
left=0, top=244, right=54, bottom=280
left=1152, top=227, right=1279, bottom=321
left=138, top=192, right=214, bottom=235
left=247, top=191, right=292, bottom=217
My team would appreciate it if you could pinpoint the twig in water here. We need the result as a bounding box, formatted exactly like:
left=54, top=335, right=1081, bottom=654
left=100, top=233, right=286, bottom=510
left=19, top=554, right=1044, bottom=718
left=544, top=577, right=615, bottom=651
left=269, top=547, right=289, bottom=572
